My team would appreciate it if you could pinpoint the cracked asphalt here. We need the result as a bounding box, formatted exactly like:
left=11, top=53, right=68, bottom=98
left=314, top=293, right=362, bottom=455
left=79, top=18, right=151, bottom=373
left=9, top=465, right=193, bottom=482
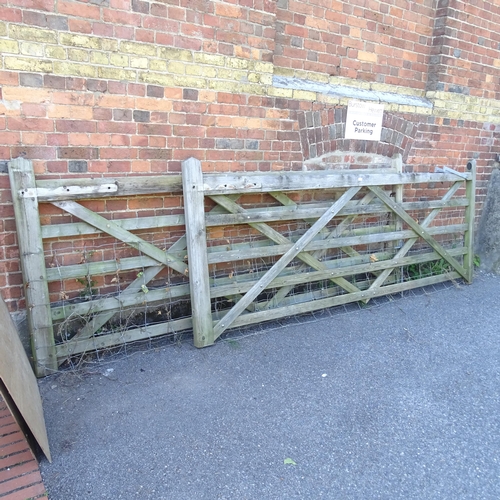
left=39, top=272, right=500, bottom=499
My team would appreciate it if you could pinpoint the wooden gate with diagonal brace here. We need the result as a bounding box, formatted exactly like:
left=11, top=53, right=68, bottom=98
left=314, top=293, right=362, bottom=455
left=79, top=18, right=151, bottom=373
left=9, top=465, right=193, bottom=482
left=183, top=156, right=475, bottom=346
left=9, top=157, right=192, bottom=376
left=8, top=156, right=475, bottom=376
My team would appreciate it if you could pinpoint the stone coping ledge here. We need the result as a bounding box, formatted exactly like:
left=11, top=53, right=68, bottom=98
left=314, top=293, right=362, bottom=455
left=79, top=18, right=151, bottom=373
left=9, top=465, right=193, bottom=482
left=273, top=76, right=433, bottom=109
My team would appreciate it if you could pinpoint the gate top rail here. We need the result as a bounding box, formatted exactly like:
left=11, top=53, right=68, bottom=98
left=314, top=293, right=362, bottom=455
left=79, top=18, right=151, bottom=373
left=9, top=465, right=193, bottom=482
left=25, top=170, right=470, bottom=202
left=200, top=170, right=471, bottom=195
left=32, top=175, right=183, bottom=201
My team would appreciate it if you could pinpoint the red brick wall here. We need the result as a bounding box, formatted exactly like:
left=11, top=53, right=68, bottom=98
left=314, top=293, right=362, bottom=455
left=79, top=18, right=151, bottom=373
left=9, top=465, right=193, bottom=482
left=429, top=0, right=500, bottom=98
left=1, top=0, right=500, bottom=311
left=275, top=0, right=436, bottom=88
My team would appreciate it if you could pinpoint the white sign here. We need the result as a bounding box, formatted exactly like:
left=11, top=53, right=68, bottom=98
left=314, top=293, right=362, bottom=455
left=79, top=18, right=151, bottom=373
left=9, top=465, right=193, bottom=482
left=345, top=100, right=384, bottom=141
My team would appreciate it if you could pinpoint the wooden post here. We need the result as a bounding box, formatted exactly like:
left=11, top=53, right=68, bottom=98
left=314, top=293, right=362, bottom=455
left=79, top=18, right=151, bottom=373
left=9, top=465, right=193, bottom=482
left=8, top=158, right=57, bottom=377
left=392, top=154, right=403, bottom=227
left=463, top=159, right=476, bottom=283
left=392, top=154, right=403, bottom=283
left=181, top=157, right=214, bottom=347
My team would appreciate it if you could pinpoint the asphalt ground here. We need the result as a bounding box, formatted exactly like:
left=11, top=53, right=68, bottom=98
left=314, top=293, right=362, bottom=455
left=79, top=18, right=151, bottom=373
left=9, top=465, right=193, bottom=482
left=38, top=272, right=500, bottom=500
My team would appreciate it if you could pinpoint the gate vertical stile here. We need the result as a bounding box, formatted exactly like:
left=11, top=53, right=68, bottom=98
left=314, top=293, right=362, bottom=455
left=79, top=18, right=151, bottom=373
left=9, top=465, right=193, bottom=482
left=181, top=158, right=214, bottom=347
left=464, top=160, right=476, bottom=283
left=8, top=158, right=57, bottom=377
left=393, top=154, right=403, bottom=284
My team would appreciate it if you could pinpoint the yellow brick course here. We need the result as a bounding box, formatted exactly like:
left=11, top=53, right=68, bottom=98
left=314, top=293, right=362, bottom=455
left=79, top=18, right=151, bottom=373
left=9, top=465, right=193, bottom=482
left=430, top=91, right=500, bottom=122
left=317, top=94, right=341, bottom=105
left=173, top=75, right=206, bottom=88
left=194, top=53, right=225, bottom=66
left=10, top=25, right=57, bottom=43
left=130, top=57, right=148, bottom=69
left=20, top=42, right=44, bottom=57
left=298, top=69, right=329, bottom=83
left=240, top=83, right=266, bottom=95
left=218, top=68, right=246, bottom=80
left=90, top=52, right=109, bottom=65
left=68, top=48, right=89, bottom=62
left=46, top=46, right=66, bottom=59
left=2, top=20, right=500, bottom=124
left=0, top=39, right=19, bottom=54
left=167, top=61, right=186, bottom=74
left=226, top=58, right=249, bottom=69
left=398, top=105, right=417, bottom=113
left=293, top=89, right=317, bottom=101
left=109, top=53, right=129, bottom=67
left=254, top=62, right=274, bottom=73
left=120, top=41, right=157, bottom=57
left=209, top=80, right=239, bottom=92
left=148, top=59, right=168, bottom=71
left=186, top=65, right=217, bottom=78
left=273, top=67, right=295, bottom=77
left=248, top=72, right=260, bottom=83
left=60, top=33, right=101, bottom=49
left=260, top=74, right=273, bottom=85
left=158, top=47, right=192, bottom=62
left=268, top=87, right=294, bottom=98
left=329, top=75, right=371, bottom=90
left=138, top=71, right=175, bottom=86
left=98, top=67, right=136, bottom=80
left=101, top=39, right=118, bottom=52
left=4, top=57, right=52, bottom=72
left=53, top=61, right=96, bottom=77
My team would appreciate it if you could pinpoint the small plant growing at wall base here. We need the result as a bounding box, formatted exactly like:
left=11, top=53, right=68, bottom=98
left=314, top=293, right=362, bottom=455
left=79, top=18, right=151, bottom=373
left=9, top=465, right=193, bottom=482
left=405, top=259, right=452, bottom=281
left=76, top=276, right=97, bottom=299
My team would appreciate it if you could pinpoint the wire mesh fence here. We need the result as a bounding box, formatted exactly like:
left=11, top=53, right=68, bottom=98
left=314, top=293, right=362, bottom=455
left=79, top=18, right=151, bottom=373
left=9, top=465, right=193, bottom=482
left=204, top=185, right=468, bottom=336
left=46, top=186, right=469, bottom=369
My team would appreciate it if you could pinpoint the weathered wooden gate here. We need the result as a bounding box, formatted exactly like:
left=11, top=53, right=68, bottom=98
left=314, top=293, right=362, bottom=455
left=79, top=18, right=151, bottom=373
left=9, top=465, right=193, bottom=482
left=8, top=156, right=475, bottom=376
left=9, top=158, right=190, bottom=376
left=183, top=156, right=475, bottom=346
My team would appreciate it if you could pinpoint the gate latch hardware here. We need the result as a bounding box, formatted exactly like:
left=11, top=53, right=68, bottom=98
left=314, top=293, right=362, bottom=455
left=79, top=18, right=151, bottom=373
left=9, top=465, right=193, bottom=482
left=434, top=166, right=468, bottom=179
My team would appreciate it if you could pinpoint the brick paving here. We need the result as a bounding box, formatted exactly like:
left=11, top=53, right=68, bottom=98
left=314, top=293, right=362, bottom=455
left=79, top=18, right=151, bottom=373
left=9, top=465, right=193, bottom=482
left=0, top=397, right=46, bottom=499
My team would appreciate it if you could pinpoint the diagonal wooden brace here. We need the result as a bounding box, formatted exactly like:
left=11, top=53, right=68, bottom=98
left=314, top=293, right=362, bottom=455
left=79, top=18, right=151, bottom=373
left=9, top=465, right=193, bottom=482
left=212, top=186, right=361, bottom=338
left=368, top=186, right=468, bottom=281
left=261, top=191, right=378, bottom=309
left=209, top=195, right=361, bottom=299
left=53, top=201, right=188, bottom=345
left=366, top=181, right=463, bottom=294
left=53, top=201, right=187, bottom=274
left=55, top=194, right=244, bottom=348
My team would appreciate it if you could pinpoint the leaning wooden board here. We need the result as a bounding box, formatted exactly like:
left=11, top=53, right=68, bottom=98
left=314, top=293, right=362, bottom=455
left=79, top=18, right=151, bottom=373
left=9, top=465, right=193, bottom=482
left=0, top=293, right=51, bottom=462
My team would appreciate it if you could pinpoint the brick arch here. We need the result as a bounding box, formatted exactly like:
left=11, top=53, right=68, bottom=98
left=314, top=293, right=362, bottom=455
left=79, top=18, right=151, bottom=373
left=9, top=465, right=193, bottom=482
left=297, top=108, right=418, bottom=163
